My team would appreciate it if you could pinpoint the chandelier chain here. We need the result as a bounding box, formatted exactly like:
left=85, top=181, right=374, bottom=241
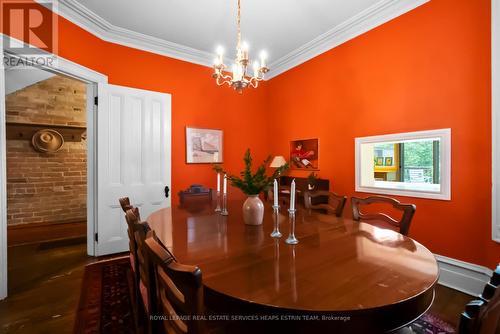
left=237, top=0, right=241, bottom=48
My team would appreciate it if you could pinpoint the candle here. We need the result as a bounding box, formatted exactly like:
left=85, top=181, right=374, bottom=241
left=216, top=46, right=224, bottom=58
left=290, top=179, right=296, bottom=210
left=217, top=173, right=220, bottom=192
left=223, top=174, right=227, bottom=194
left=273, top=179, right=278, bottom=207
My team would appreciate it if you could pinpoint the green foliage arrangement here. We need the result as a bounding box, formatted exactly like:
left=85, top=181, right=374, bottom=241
left=214, top=149, right=289, bottom=196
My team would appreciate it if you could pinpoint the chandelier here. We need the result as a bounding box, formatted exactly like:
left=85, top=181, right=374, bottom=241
left=212, top=0, right=269, bottom=93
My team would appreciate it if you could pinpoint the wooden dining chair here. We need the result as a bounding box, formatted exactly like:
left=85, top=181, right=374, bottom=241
left=458, top=264, right=500, bottom=334
left=120, top=196, right=142, bottom=271
left=120, top=196, right=141, bottom=220
left=125, top=209, right=154, bottom=332
left=145, top=235, right=205, bottom=334
left=304, top=191, right=347, bottom=217
left=351, top=196, right=416, bottom=236
left=119, top=197, right=132, bottom=212
left=124, top=207, right=148, bottom=277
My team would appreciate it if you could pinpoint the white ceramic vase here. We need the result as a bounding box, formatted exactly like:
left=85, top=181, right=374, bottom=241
left=242, top=195, right=264, bottom=225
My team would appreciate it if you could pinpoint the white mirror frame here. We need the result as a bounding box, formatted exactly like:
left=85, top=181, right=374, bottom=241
left=355, top=129, right=451, bottom=201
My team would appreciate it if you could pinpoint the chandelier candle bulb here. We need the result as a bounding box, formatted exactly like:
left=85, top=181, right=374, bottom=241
left=217, top=173, right=221, bottom=192
left=223, top=174, right=227, bottom=194
left=260, top=51, right=267, bottom=68
left=290, top=179, right=296, bottom=211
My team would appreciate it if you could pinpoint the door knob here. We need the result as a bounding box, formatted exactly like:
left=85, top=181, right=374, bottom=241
left=164, top=186, right=170, bottom=198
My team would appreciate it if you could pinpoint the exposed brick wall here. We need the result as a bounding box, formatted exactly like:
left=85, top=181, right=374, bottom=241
left=6, top=75, right=87, bottom=225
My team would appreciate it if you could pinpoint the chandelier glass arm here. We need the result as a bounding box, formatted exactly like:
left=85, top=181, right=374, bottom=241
left=215, top=73, right=233, bottom=87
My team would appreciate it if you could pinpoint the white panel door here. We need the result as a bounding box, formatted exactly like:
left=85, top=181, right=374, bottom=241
left=97, top=83, right=171, bottom=256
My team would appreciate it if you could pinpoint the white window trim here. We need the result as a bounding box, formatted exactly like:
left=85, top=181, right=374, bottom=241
left=355, top=128, right=451, bottom=201
left=492, top=0, right=500, bottom=242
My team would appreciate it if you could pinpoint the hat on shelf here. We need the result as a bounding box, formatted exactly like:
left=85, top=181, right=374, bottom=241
left=32, top=129, right=64, bottom=153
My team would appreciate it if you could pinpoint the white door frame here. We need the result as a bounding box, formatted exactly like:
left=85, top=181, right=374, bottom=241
left=493, top=0, right=500, bottom=243
left=0, top=34, right=108, bottom=300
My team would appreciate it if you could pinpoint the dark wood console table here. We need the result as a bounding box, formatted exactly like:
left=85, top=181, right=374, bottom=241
left=178, top=185, right=213, bottom=205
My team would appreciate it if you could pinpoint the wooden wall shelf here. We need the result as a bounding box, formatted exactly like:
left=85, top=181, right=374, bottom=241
left=6, top=122, right=86, bottom=142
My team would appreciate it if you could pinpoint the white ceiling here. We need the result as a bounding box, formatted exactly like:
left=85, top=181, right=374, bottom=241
left=74, top=0, right=380, bottom=61
left=59, top=0, right=429, bottom=78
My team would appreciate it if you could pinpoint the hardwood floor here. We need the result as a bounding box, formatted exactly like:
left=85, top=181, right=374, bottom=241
left=0, top=239, right=475, bottom=333
left=0, top=239, right=93, bottom=333
left=430, top=284, right=474, bottom=327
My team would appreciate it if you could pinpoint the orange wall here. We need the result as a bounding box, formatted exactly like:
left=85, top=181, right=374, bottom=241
left=1, top=1, right=270, bottom=204
left=265, top=0, right=499, bottom=268
left=2, top=0, right=499, bottom=267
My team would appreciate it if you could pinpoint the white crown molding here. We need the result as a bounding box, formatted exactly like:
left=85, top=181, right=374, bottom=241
left=41, top=0, right=429, bottom=79
left=435, top=254, right=493, bottom=296
left=266, top=0, right=430, bottom=79
left=52, top=0, right=218, bottom=67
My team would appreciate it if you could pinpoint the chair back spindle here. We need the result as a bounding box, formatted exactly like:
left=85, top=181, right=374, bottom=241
left=119, top=197, right=132, bottom=212
left=304, top=191, right=347, bottom=217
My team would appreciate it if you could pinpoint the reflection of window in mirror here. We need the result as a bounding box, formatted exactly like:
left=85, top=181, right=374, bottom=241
left=355, top=129, right=450, bottom=200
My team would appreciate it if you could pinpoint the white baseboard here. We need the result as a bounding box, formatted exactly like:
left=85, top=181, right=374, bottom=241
left=435, top=254, right=493, bottom=296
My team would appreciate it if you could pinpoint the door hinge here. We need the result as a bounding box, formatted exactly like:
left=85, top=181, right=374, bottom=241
left=94, top=96, right=98, bottom=106
left=94, top=233, right=98, bottom=242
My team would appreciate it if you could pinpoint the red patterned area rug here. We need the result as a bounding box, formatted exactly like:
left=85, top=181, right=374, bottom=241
left=74, top=257, right=137, bottom=334
left=409, top=313, right=456, bottom=333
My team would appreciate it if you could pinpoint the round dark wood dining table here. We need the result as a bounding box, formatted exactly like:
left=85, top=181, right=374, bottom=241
left=147, top=200, right=439, bottom=333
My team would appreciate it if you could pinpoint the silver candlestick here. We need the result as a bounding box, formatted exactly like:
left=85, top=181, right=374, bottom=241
left=221, top=193, right=228, bottom=216
left=270, top=205, right=282, bottom=238
left=285, top=208, right=299, bottom=244
left=214, top=190, right=221, bottom=212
